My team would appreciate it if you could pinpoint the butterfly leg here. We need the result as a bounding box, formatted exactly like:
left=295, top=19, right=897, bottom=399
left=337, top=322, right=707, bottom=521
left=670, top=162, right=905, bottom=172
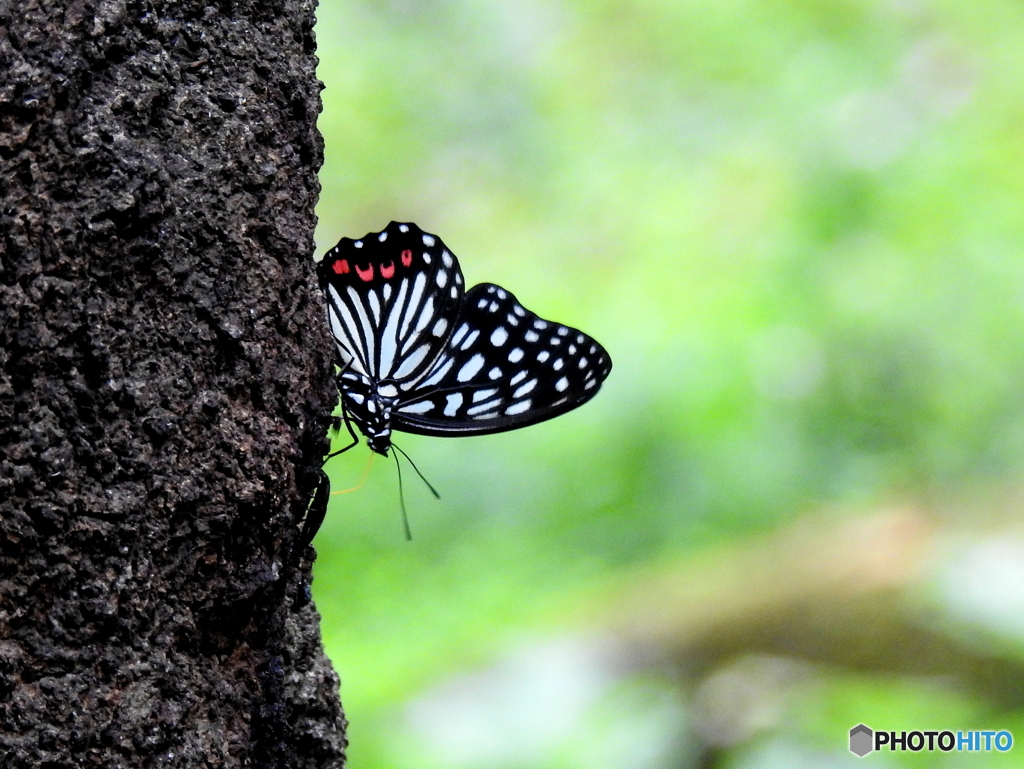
left=298, top=467, right=331, bottom=553
left=325, top=363, right=361, bottom=463
left=324, top=394, right=359, bottom=462
left=300, top=382, right=366, bottom=553
left=299, top=374, right=363, bottom=554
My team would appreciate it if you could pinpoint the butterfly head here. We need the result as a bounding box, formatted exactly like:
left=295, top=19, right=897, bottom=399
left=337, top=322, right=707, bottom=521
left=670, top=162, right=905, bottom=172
left=366, top=431, right=393, bottom=456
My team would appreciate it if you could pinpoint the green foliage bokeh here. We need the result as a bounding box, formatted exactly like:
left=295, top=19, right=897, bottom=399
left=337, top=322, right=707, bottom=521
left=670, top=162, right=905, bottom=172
left=312, top=1, right=1024, bottom=766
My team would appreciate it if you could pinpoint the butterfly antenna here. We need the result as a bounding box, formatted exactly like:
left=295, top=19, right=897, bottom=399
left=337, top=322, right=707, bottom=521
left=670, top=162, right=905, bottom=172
left=392, top=449, right=413, bottom=541
left=392, top=443, right=441, bottom=499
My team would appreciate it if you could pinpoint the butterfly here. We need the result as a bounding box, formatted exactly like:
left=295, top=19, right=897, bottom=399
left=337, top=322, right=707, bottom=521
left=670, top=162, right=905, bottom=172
left=300, top=221, right=611, bottom=547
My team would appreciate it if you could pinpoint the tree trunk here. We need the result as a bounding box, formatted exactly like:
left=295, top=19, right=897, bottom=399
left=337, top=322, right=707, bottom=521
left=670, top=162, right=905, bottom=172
left=0, top=1, right=346, bottom=766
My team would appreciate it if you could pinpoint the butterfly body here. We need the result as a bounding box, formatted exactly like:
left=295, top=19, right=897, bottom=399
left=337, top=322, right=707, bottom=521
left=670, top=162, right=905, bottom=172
left=317, top=221, right=611, bottom=457
left=336, top=374, right=400, bottom=454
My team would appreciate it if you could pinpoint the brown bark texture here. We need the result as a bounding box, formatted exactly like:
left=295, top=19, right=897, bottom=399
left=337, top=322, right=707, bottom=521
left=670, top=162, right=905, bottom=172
left=0, top=0, right=346, bottom=766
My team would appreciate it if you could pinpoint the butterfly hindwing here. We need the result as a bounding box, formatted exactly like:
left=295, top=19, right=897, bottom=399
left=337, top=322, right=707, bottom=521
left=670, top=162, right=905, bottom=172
left=393, top=283, right=612, bottom=436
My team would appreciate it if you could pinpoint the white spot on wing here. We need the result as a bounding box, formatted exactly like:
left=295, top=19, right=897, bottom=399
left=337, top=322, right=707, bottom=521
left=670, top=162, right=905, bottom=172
left=513, top=379, right=537, bottom=398
left=450, top=323, right=470, bottom=348
left=444, top=392, right=463, bottom=416
left=496, top=288, right=507, bottom=300
left=354, top=240, right=363, bottom=248
left=393, top=270, right=421, bottom=346
left=554, top=358, right=564, bottom=370
left=432, top=318, right=448, bottom=337
left=442, top=250, right=453, bottom=268
left=326, top=291, right=365, bottom=374
left=379, top=278, right=408, bottom=375
left=534, top=320, right=548, bottom=329
left=416, top=356, right=454, bottom=388
left=489, top=302, right=499, bottom=312
left=400, top=272, right=427, bottom=340
left=399, top=400, right=435, bottom=414
left=412, top=295, right=436, bottom=337
left=525, top=330, right=539, bottom=343
left=468, top=399, right=502, bottom=415
left=367, top=290, right=382, bottom=324
left=556, top=376, right=569, bottom=392
left=579, top=357, right=589, bottom=368
left=473, top=388, right=498, bottom=402
left=393, top=343, right=432, bottom=380
left=399, top=224, right=409, bottom=233
left=508, top=348, right=524, bottom=363
left=378, top=231, right=388, bottom=242
left=511, top=371, right=527, bottom=385
left=490, top=327, right=508, bottom=346
left=505, top=400, right=531, bottom=415
left=422, top=234, right=435, bottom=246
left=423, top=252, right=432, bottom=264
left=379, top=384, right=398, bottom=397
left=450, top=286, right=458, bottom=299
left=436, top=271, right=448, bottom=288
left=514, top=305, right=525, bottom=317
left=537, top=350, right=550, bottom=363
left=457, top=353, right=485, bottom=382
left=460, top=330, right=480, bottom=350
left=345, top=285, right=376, bottom=370
left=488, top=366, right=502, bottom=380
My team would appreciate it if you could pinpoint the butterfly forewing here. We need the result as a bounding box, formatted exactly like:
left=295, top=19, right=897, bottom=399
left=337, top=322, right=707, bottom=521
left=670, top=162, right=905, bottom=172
left=318, top=222, right=465, bottom=385
left=393, top=283, right=612, bottom=436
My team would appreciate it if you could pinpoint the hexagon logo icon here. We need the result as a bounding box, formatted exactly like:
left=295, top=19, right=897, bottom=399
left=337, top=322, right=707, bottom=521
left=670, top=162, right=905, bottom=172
left=850, top=724, right=874, bottom=757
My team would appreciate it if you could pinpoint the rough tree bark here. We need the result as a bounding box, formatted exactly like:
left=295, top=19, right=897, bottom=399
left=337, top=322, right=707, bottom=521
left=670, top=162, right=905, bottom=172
left=0, top=0, right=346, bottom=766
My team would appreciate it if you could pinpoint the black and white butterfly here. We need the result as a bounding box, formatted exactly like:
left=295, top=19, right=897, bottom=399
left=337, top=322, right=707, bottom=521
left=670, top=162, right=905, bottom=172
left=301, top=221, right=611, bottom=546
left=320, top=221, right=611, bottom=451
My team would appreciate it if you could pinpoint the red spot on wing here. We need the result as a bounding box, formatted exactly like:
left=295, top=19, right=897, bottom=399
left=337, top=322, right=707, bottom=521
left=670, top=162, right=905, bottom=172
left=401, top=249, right=413, bottom=267
left=380, top=260, right=395, bottom=279
left=355, top=264, right=374, bottom=281
left=331, top=259, right=350, bottom=275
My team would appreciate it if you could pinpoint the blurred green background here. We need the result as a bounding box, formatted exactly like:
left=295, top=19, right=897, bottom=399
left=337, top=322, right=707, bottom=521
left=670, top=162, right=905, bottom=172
left=311, top=1, right=1024, bottom=766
